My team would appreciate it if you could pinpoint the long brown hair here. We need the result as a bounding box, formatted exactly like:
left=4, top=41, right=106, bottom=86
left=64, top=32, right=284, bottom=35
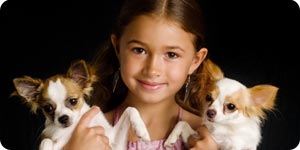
left=91, top=0, right=207, bottom=112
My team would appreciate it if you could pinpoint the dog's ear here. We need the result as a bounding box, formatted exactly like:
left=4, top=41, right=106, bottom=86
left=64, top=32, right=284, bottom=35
left=249, top=85, right=278, bottom=109
left=67, top=59, right=92, bottom=88
left=12, top=76, right=43, bottom=112
left=246, top=85, right=279, bottom=119
left=202, top=59, right=224, bottom=81
left=181, top=59, right=224, bottom=116
left=196, top=59, right=224, bottom=111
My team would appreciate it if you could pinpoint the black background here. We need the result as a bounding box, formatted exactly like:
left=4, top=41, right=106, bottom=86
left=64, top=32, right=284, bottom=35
left=1, top=0, right=299, bottom=150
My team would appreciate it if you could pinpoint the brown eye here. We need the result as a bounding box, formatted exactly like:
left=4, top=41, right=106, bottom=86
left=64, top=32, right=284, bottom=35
left=44, top=104, right=53, bottom=113
left=226, top=103, right=236, bottom=110
left=166, top=52, right=178, bottom=59
left=69, top=98, right=78, bottom=106
left=206, top=94, right=213, bottom=102
left=132, top=48, right=146, bottom=54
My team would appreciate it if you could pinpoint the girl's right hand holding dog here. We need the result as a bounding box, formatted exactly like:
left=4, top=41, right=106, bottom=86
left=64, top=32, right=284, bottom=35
left=63, top=106, right=111, bottom=150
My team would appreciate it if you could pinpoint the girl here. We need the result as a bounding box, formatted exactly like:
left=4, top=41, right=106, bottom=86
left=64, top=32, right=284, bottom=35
left=64, top=0, right=218, bottom=149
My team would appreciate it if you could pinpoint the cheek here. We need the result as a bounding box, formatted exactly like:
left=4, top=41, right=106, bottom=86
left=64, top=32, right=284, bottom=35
left=166, top=68, right=188, bottom=90
left=121, top=55, right=140, bottom=70
left=168, top=57, right=192, bottom=75
left=119, top=55, right=142, bottom=84
left=168, top=67, right=184, bottom=79
left=119, top=48, right=142, bottom=70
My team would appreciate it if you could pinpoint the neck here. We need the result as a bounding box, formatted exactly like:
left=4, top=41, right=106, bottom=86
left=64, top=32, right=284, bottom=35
left=120, top=95, right=180, bottom=140
left=120, top=95, right=179, bottom=122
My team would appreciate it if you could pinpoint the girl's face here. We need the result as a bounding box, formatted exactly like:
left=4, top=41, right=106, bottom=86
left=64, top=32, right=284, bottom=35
left=112, top=15, right=207, bottom=104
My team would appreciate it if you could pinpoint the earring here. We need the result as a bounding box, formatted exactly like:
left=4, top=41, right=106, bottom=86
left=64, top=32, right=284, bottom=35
left=112, top=68, right=120, bottom=93
left=183, top=75, right=191, bottom=102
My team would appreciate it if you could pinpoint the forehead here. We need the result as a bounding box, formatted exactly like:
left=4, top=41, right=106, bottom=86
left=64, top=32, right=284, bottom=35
left=41, top=77, right=81, bottom=102
left=120, top=15, right=195, bottom=50
left=217, top=78, right=246, bottom=95
left=42, top=78, right=67, bottom=103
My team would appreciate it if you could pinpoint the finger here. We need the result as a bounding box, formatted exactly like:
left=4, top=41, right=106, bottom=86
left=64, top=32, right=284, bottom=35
left=188, top=134, right=201, bottom=147
left=96, top=134, right=110, bottom=145
left=77, top=106, right=100, bottom=129
left=106, top=145, right=112, bottom=150
left=101, top=142, right=112, bottom=150
left=189, top=125, right=219, bottom=150
left=90, top=126, right=106, bottom=136
left=188, top=125, right=207, bottom=147
left=196, top=125, right=209, bottom=137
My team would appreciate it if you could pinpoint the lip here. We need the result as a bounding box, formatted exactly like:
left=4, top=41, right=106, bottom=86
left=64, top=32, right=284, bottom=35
left=138, top=80, right=165, bottom=90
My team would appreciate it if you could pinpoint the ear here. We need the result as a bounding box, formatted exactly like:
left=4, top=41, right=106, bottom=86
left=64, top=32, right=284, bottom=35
left=13, top=76, right=42, bottom=106
left=202, top=59, right=224, bottom=81
left=188, top=48, right=208, bottom=74
left=111, top=34, right=119, bottom=59
left=67, top=60, right=91, bottom=88
left=249, top=85, right=279, bottom=110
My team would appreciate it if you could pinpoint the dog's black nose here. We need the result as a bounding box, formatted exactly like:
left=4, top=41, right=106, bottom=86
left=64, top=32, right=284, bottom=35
left=58, top=115, right=69, bottom=125
left=207, top=109, right=216, bottom=119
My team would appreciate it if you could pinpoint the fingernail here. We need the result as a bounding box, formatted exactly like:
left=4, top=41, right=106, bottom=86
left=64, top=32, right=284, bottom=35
left=192, top=133, right=201, bottom=139
left=91, top=105, right=100, bottom=110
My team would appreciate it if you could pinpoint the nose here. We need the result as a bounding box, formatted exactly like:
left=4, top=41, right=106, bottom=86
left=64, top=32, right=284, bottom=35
left=143, top=55, right=161, bottom=77
left=207, top=109, right=216, bottom=119
left=58, top=115, right=69, bottom=125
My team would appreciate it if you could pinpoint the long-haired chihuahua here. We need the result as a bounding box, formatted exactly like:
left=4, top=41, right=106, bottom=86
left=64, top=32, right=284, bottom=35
left=165, top=59, right=278, bottom=150
left=12, top=59, right=150, bottom=150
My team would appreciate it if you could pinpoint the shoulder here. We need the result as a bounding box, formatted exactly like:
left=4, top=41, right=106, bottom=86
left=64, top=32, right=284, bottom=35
left=181, top=108, right=202, bottom=129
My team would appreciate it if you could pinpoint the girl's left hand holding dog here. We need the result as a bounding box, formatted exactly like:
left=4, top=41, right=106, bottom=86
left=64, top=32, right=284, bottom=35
left=63, top=106, right=111, bottom=150
left=188, top=125, right=219, bottom=150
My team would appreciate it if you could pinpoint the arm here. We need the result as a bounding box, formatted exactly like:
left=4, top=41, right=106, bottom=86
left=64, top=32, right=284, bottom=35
left=63, top=106, right=111, bottom=150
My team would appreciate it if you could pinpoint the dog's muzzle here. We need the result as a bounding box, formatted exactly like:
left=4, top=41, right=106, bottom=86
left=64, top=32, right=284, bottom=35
left=58, top=115, right=71, bottom=127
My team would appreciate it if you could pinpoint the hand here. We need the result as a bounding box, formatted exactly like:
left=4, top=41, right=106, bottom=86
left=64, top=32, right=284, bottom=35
left=188, top=125, right=219, bottom=150
left=63, top=106, right=111, bottom=150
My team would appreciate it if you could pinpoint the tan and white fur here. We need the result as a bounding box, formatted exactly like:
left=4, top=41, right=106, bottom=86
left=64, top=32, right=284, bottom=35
left=12, top=60, right=150, bottom=150
left=165, top=59, right=278, bottom=150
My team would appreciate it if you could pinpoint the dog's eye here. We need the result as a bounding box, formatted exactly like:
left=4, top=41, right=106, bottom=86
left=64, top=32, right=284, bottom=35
left=69, top=98, right=78, bottom=106
left=44, top=104, right=53, bottom=113
left=206, top=94, right=213, bottom=102
left=226, top=103, right=236, bottom=111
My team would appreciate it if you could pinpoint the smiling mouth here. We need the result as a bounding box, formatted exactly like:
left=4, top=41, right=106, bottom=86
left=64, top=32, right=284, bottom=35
left=138, top=80, right=165, bottom=90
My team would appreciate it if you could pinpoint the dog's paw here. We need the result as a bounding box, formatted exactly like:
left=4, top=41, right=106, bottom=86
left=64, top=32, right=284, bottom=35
left=164, top=132, right=180, bottom=147
left=127, top=107, right=151, bottom=142
left=40, top=138, right=54, bottom=150
left=164, top=127, right=181, bottom=147
left=132, top=121, right=151, bottom=142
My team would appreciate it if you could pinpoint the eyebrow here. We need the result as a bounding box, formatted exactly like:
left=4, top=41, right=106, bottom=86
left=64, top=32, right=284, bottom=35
left=127, top=39, right=146, bottom=46
left=127, top=39, right=185, bottom=52
left=166, top=46, right=184, bottom=52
